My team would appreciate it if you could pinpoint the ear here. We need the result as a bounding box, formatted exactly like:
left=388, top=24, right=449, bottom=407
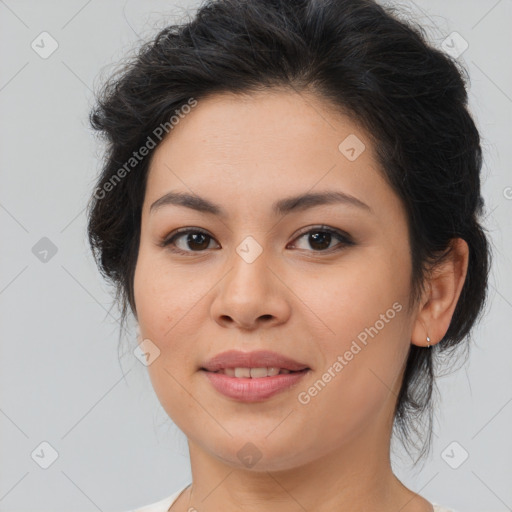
left=411, top=238, right=469, bottom=348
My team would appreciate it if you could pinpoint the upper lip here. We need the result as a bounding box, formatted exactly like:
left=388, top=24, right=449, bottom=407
left=201, top=350, right=310, bottom=372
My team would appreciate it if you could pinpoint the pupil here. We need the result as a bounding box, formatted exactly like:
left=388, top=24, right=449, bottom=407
left=188, top=233, right=209, bottom=250
left=184, top=231, right=332, bottom=251
left=310, top=232, right=331, bottom=250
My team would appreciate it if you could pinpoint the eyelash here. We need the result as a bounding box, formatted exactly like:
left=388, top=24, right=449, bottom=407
left=159, top=225, right=355, bottom=256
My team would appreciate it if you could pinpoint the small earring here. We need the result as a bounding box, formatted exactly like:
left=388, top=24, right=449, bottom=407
left=426, top=336, right=431, bottom=348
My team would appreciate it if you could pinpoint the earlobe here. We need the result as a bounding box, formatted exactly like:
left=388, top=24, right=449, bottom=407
left=411, top=238, right=469, bottom=348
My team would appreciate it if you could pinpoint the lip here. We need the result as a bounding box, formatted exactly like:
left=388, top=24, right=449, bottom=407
left=200, top=349, right=311, bottom=403
left=200, top=349, right=309, bottom=372
left=202, top=369, right=311, bottom=402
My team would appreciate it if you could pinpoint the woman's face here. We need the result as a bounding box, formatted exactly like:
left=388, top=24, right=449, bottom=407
left=133, top=89, right=419, bottom=471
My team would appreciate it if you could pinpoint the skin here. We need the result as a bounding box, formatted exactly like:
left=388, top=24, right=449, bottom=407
left=132, top=89, right=469, bottom=512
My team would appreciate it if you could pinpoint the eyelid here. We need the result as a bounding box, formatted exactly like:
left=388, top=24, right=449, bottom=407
left=160, top=225, right=354, bottom=254
left=160, top=226, right=218, bottom=250
left=291, top=225, right=353, bottom=243
left=287, top=225, right=354, bottom=251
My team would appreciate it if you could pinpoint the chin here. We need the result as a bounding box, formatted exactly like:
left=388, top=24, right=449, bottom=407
left=202, top=435, right=311, bottom=473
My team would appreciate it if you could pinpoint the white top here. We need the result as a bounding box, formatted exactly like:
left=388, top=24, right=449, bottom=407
left=128, top=484, right=458, bottom=512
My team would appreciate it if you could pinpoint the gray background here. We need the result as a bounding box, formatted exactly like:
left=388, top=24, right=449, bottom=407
left=1, top=0, right=511, bottom=511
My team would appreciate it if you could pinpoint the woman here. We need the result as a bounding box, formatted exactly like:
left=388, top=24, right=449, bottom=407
left=87, top=0, right=491, bottom=510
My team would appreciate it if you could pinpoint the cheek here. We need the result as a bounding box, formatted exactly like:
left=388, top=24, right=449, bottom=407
left=133, top=246, right=215, bottom=374
left=295, top=249, right=411, bottom=404
left=134, top=245, right=197, bottom=334
left=133, top=250, right=205, bottom=420
left=300, top=248, right=411, bottom=344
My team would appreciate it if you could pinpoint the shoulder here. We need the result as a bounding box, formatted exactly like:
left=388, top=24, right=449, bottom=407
left=432, top=504, right=459, bottom=512
left=126, top=490, right=456, bottom=512
left=127, top=485, right=190, bottom=512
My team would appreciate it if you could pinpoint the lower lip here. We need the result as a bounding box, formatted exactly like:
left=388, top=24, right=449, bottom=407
left=202, top=369, right=310, bottom=402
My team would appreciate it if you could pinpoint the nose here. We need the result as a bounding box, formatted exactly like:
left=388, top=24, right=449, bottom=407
left=210, top=244, right=292, bottom=331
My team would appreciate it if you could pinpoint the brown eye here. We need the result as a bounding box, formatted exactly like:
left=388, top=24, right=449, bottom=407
left=162, top=229, right=219, bottom=253
left=306, top=231, right=333, bottom=251
left=161, top=226, right=354, bottom=256
left=289, top=227, right=354, bottom=253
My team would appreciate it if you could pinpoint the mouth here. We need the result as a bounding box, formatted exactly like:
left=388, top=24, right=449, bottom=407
left=199, top=349, right=311, bottom=402
left=201, top=367, right=308, bottom=377
left=200, top=349, right=310, bottom=373
left=200, top=366, right=311, bottom=402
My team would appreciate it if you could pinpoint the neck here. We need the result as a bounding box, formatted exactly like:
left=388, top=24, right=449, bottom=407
left=180, top=409, right=428, bottom=512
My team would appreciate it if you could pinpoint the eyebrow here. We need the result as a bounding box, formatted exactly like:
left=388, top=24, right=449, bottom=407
left=149, top=190, right=373, bottom=217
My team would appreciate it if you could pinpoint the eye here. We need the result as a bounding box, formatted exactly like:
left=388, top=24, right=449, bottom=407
left=160, top=228, right=219, bottom=254
left=288, top=226, right=354, bottom=253
left=160, top=225, right=354, bottom=255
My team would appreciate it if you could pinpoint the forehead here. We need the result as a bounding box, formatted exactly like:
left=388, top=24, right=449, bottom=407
left=143, top=89, right=400, bottom=222
left=151, top=89, right=371, bottom=166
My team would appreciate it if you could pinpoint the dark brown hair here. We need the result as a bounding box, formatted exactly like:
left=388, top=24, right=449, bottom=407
left=87, top=0, right=491, bottom=464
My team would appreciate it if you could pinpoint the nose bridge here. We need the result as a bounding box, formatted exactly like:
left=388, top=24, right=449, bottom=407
left=227, top=234, right=271, bottom=300
left=211, top=234, right=290, bottom=329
